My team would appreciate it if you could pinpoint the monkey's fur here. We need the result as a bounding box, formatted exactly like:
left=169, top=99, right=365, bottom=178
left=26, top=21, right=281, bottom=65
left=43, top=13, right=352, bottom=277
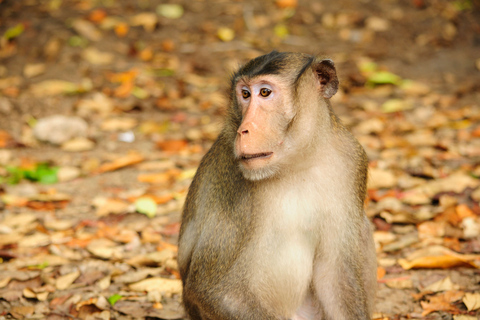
left=178, top=51, right=376, bottom=320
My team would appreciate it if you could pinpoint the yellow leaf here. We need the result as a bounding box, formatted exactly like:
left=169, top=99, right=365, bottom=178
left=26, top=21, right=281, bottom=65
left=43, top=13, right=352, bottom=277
left=217, top=27, right=235, bottom=42
left=463, top=292, right=480, bottom=311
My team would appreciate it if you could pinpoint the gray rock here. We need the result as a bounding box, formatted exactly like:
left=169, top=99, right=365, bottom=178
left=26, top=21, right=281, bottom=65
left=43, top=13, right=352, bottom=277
left=33, top=115, right=88, bottom=145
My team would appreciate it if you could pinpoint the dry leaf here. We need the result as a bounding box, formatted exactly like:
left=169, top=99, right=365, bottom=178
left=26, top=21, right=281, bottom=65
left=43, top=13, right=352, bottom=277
left=275, top=0, right=297, bottom=8
left=399, top=245, right=480, bottom=269
left=61, top=137, right=94, bottom=152
left=100, top=118, right=138, bottom=131
left=385, top=278, right=413, bottom=289
left=130, top=13, right=158, bottom=32
left=454, top=316, right=477, bottom=320
left=97, top=153, right=144, bottom=173
left=129, top=277, right=182, bottom=296
left=82, top=47, right=114, bottom=65
left=156, top=139, right=188, bottom=152
left=377, top=267, right=386, bottom=280
left=463, top=292, right=480, bottom=311
left=420, top=291, right=464, bottom=316
left=368, top=168, right=397, bottom=189
left=56, top=270, right=81, bottom=290
left=72, top=19, right=102, bottom=41
left=423, top=276, right=459, bottom=293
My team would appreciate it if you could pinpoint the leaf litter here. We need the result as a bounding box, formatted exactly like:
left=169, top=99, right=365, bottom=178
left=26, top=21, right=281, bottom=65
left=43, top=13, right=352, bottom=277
left=1, top=0, right=480, bottom=319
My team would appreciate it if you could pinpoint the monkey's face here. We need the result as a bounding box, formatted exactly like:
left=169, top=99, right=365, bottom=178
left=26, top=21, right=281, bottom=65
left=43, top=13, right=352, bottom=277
left=234, top=75, right=295, bottom=181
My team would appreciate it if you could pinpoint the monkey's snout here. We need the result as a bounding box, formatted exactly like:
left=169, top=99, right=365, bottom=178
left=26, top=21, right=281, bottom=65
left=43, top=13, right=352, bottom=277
left=240, top=152, right=273, bottom=161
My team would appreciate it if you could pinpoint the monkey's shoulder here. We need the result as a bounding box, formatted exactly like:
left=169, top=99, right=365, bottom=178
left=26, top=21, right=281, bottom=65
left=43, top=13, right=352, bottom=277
left=184, top=133, right=251, bottom=219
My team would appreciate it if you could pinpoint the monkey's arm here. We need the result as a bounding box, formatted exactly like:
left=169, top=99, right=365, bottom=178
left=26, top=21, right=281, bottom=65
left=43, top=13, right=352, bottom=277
left=313, top=212, right=376, bottom=320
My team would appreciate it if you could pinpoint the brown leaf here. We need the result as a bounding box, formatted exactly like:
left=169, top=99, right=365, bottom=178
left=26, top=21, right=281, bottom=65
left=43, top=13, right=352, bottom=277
left=137, top=169, right=181, bottom=185
left=399, top=246, right=480, bottom=269
left=275, top=0, right=297, bottom=8
left=0, top=130, right=18, bottom=148
left=97, top=153, right=144, bottom=173
left=156, top=139, right=188, bottom=153
left=420, top=290, right=464, bottom=316
left=456, top=204, right=475, bottom=220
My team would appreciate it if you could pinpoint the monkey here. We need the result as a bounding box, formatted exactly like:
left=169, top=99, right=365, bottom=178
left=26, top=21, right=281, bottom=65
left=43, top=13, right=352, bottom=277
left=178, top=51, right=376, bottom=320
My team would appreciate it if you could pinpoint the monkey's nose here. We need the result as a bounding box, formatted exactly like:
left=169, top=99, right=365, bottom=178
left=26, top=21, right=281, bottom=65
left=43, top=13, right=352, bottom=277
left=239, top=129, right=249, bottom=135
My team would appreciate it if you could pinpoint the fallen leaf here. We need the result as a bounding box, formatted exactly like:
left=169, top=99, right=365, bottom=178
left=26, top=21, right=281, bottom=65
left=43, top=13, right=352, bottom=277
left=275, top=0, right=297, bottom=8
left=135, top=197, right=158, bottom=218
left=217, top=27, right=235, bottom=42
left=93, top=198, right=130, bottom=216
left=156, top=139, right=188, bottom=153
left=399, top=245, right=480, bottom=269
left=156, top=4, right=184, bottom=19
left=23, top=63, right=46, bottom=78
left=61, top=137, right=95, bottom=151
left=454, top=315, right=477, bottom=320
left=30, top=80, right=83, bottom=97
left=423, top=276, right=459, bottom=293
left=385, top=278, right=413, bottom=289
left=100, top=118, right=138, bottom=132
left=130, top=13, right=158, bottom=32
left=129, top=277, right=182, bottom=295
left=377, top=267, right=386, bottom=280
left=97, top=153, right=144, bottom=173
left=82, top=47, right=114, bottom=65
left=3, top=24, right=24, bottom=40
left=381, top=99, right=413, bottom=113
left=114, top=23, right=129, bottom=37
left=365, top=17, right=390, bottom=32
left=463, top=292, right=480, bottom=311
left=368, top=168, right=397, bottom=189
left=420, top=290, right=464, bottom=316
left=56, top=270, right=81, bottom=290
left=72, top=19, right=102, bottom=41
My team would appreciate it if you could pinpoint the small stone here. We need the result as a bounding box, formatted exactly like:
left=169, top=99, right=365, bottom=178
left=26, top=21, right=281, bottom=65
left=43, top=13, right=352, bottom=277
left=34, top=115, right=88, bottom=145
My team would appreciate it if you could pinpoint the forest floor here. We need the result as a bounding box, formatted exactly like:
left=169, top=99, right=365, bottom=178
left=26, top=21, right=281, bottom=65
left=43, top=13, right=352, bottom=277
left=1, top=0, right=480, bottom=319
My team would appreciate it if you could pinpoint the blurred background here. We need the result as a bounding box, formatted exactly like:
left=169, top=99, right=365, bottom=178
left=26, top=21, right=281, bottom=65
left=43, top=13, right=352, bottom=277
left=0, top=0, right=480, bottom=319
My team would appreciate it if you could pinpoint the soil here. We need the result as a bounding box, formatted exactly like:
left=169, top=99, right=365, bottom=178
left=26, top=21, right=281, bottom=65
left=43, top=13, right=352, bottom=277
left=1, top=0, right=480, bottom=319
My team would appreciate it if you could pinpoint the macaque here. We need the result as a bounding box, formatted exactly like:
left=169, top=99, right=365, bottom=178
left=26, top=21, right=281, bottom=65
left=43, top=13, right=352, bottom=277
left=178, top=51, right=376, bottom=320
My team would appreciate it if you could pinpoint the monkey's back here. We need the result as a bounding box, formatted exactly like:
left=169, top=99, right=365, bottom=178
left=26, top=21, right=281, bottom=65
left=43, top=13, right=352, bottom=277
left=178, top=132, right=256, bottom=308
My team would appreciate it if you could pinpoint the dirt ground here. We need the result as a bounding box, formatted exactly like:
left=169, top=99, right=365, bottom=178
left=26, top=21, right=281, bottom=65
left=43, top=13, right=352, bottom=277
left=1, top=0, right=480, bottom=319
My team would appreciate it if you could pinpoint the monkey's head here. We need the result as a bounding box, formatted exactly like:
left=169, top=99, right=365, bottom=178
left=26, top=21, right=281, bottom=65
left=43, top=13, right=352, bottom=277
left=229, top=51, right=339, bottom=181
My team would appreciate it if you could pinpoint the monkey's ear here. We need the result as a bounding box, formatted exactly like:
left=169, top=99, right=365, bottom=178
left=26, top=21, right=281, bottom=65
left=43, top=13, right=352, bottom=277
left=313, top=59, right=339, bottom=99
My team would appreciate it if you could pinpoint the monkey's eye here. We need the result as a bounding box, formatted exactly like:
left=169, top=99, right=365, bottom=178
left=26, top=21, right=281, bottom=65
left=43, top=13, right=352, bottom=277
left=241, top=90, right=251, bottom=99
left=260, top=88, right=272, bottom=97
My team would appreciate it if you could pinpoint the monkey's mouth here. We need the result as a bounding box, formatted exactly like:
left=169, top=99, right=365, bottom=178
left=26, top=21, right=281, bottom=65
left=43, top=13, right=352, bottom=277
left=240, top=152, right=273, bottom=162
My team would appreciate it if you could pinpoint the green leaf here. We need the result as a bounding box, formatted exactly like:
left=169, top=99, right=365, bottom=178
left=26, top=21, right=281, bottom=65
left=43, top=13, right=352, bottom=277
left=7, top=163, right=58, bottom=184
left=132, top=86, right=150, bottom=99
left=28, top=261, right=49, bottom=270
left=135, top=197, right=157, bottom=218
left=157, top=4, right=184, bottom=19
left=108, top=293, right=123, bottom=306
left=358, top=61, right=378, bottom=74
left=151, top=68, right=175, bottom=77
left=6, top=166, right=24, bottom=184
left=4, top=24, right=24, bottom=40
left=274, top=24, right=289, bottom=39
left=68, top=35, right=88, bottom=47
left=381, top=99, right=413, bottom=113
left=367, top=71, right=401, bottom=86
